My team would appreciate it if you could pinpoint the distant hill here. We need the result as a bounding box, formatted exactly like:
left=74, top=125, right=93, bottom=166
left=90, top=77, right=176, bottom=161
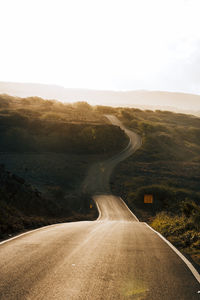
left=0, top=81, right=200, bottom=115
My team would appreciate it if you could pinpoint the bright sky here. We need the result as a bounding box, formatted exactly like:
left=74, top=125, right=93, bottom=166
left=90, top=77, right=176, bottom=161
left=1, top=0, right=200, bottom=93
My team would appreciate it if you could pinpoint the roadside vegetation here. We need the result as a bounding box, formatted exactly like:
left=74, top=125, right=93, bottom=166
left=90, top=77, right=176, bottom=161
left=0, top=163, right=98, bottom=240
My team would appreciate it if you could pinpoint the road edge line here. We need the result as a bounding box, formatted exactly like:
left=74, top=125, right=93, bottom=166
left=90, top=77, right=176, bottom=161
left=0, top=223, right=59, bottom=246
left=119, top=197, right=139, bottom=222
left=95, top=199, right=102, bottom=221
left=145, top=222, right=200, bottom=284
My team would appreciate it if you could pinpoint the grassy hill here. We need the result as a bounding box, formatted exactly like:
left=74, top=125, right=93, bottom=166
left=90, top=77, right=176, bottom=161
left=0, top=94, right=129, bottom=154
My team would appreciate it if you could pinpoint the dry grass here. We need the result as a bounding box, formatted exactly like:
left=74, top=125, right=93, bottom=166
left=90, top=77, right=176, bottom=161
left=151, top=211, right=200, bottom=269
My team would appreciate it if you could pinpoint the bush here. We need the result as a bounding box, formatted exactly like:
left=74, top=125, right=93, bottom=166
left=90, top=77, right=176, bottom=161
left=151, top=212, right=200, bottom=250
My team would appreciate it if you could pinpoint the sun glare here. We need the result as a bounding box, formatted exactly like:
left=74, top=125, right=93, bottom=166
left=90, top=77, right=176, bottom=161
left=0, top=0, right=200, bottom=93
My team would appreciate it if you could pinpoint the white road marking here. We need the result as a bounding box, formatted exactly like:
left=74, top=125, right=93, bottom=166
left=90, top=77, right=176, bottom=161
left=119, top=197, right=139, bottom=222
left=95, top=199, right=102, bottom=221
left=145, top=223, right=200, bottom=284
left=0, top=224, right=58, bottom=245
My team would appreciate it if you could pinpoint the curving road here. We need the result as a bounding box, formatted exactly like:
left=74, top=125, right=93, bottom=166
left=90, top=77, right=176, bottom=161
left=82, top=115, right=142, bottom=196
left=0, top=116, right=199, bottom=300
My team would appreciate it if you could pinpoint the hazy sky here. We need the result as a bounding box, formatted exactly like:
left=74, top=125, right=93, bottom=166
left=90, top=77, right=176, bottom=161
left=1, top=0, right=200, bottom=93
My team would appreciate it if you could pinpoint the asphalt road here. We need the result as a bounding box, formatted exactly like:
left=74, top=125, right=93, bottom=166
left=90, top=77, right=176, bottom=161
left=0, top=116, right=199, bottom=300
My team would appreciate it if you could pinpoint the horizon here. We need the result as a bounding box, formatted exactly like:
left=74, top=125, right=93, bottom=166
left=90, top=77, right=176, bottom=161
left=1, top=80, right=200, bottom=96
left=1, top=81, right=200, bottom=114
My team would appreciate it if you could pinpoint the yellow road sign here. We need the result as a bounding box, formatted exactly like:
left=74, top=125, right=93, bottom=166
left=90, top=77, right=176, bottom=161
left=144, top=194, right=153, bottom=203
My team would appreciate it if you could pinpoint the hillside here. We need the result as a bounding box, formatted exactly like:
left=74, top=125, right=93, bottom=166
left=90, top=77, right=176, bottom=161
left=0, top=163, right=99, bottom=240
left=0, top=94, right=128, bottom=154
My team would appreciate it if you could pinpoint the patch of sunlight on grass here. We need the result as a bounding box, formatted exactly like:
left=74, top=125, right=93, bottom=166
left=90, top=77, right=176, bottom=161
left=121, top=279, right=149, bottom=299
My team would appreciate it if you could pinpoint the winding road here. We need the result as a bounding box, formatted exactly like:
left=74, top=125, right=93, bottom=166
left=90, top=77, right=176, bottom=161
left=0, top=116, right=199, bottom=299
